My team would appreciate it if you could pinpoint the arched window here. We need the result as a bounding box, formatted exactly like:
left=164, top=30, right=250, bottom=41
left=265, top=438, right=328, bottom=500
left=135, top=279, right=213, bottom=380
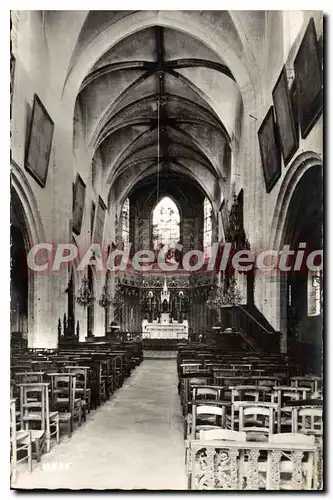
left=121, top=198, right=130, bottom=249
left=307, top=270, right=321, bottom=317
left=203, top=197, right=213, bottom=253
left=152, top=197, right=180, bottom=249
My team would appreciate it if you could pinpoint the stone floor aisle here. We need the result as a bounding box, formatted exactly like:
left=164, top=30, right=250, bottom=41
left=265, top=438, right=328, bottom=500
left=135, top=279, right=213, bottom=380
left=13, top=360, right=186, bottom=490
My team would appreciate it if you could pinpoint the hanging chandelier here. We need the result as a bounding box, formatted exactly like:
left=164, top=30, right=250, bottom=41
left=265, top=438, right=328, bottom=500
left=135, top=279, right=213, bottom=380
left=98, top=274, right=112, bottom=309
left=76, top=275, right=95, bottom=308
left=206, top=277, right=243, bottom=310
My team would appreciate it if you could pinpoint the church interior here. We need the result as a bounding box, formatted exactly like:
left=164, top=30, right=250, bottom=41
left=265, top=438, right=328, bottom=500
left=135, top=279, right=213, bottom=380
left=10, top=10, right=323, bottom=490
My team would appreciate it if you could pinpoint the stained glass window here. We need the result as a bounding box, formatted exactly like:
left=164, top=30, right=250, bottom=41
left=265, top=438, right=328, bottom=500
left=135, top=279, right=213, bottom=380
left=307, top=270, right=321, bottom=316
left=152, top=197, right=180, bottom=250
left=121, top=198, right=130, bottom=249
left=203, top=197, right=212, bottom=253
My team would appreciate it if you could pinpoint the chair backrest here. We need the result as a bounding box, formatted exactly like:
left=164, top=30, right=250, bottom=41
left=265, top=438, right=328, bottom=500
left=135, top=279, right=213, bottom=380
left=231, top=385, right=272, bottom=403
left=294, top=407, right=323, bottom=436
left=50, top=373, right=76, bottom=414
left=189, top=376, right=210, bottom=386
left=220, top=376, right=248, bottom=387
left=272, top=386, right=311, bottom=405
left=213, top=368, right=241, bottom=377
left=291, top=376, right=322, bottom=392
left=182, top=363, right=202, bottom=374
left=238, top=403, right=276, bottom=438
left=199, top=429, right=246, bottom=441
left=196, top=405, right=224, bottom=417
left=65, top=366, right=88, bottom=393
left=192, top=386, right=220, bottom=400
left=191, top=403, right=227, bottom=437
left=230, top=364, right=252, bottom=371
left=14, top=372, right=44, bottom=384
left=251, top=376, right=281, bottom=387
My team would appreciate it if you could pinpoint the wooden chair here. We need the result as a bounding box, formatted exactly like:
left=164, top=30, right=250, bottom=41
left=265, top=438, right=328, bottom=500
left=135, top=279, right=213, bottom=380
left=10, top=398, right=32, bottom=483
left=189, top=403, right=227, bottom=439
left=17, top=383, right=50, bottom=462
left=238, top=402, right=277, bottom=442
left=290, top=376, right=322, bottom=393
left=19, top=380, right=60, bottom=451
left=185, top=386, right=224, bottom=439
left=292, top=407, right=323, bottom=437
left=272, top=386, right=312, bottom=433
left=229, top=386, right=272, bottom=431
left=180, top=374, right=212, bottom=415
left=49, top=373, right=80, bottom=437
left=90, top=361, right=106, bottom=407
left=65, top=366, right=91, bottom=418
left=311, top=388, right=323, bottom=399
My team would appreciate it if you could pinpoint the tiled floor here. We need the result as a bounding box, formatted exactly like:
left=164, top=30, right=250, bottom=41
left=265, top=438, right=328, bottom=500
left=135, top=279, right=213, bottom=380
left=12, top=360, right=186, bottom=490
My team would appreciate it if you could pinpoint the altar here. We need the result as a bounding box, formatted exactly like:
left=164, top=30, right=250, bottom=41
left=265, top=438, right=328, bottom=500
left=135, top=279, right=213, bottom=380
left=142, top=314, right=189, bottom=339
left=141, top=276, right=189, bottom=339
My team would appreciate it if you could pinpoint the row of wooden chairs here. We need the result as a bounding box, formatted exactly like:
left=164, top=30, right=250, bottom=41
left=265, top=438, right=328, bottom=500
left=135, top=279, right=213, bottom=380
left=187, top=399, right=323, bottom=440
left=10, top=341, right=143, bottom=481
left=178, top=341, right=323, bottom=490
left=177, top=343, right=322, bottom=416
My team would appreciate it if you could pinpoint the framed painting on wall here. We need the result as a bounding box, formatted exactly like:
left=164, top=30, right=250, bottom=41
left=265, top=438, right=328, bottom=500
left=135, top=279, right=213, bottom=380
left=10, top=54, right=15, bottom=110
left=258, top=106, right=281, bottom=194
left=25, top=94, right=54, bottom=188
left=72, top=174, right=86, bottom=235
left=272, top=66, right=299, bottom=165
left=290, top=79, right=299, bottom=140
left=294, top=17, right=323, bottom=139
left=93, top=196, right=107, bottom=243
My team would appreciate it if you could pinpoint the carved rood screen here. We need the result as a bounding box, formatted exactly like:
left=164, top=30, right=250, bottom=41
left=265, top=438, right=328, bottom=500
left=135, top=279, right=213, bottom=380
left=187, top=441, right=320, bottom=490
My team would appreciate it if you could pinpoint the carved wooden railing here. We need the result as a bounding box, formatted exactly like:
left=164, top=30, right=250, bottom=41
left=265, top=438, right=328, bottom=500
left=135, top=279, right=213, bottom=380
left=186, top=439, right=321, bottom=490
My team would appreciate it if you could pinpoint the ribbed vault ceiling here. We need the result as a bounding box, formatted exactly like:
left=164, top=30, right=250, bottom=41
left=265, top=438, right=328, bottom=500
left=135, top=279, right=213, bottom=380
left=75, top=24, right=242, bottom=201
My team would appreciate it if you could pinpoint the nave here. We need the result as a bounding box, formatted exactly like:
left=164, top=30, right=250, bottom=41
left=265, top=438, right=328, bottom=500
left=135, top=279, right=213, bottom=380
left=10, top=334, right=323, bottom=491
left=12, top=359, right=186, bottom=490
left=10, top=9, right=323, bottom=492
